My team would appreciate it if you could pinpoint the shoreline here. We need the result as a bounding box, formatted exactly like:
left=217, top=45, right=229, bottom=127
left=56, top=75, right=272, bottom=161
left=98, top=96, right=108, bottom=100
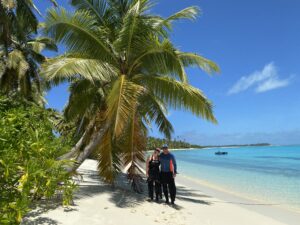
left=177, top=175, right=300, bottom=225
left=178, top=174, right=300, bottom=214
left=23, top=159, right=300, bottom=225
left=149, top=144, right=294, bottom=152
left=147, top=148, right=197, bottom=152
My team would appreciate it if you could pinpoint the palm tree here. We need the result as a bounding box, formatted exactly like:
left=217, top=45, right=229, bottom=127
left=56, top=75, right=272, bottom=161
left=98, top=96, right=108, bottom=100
left=42, top=0, right=219, bottom=188
left=0, top=0, right=58, bottom=103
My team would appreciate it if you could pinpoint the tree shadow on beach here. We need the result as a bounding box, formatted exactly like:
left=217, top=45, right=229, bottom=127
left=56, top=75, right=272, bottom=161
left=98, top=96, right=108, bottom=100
left=22, top=199, right=77, bottom=225
left=74, top=169, right=147, bottom=208
left=175, top=185, right=212, bottom=207
left=76, top=168, right=216, bottom=209
left=176, top=186, right=281, bottom=207
left=22, top=166, right=217, bottom=224
left=22, top=217, right=59, bottom=225
left=75, top=168, right=218, bottom=210
left=177, top=186, right=212, bottom=199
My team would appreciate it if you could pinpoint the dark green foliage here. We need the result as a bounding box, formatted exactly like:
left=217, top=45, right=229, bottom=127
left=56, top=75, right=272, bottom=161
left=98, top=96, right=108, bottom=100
left=0, top=1, right=57, bottom=104
left=0, top=96, right=76, bottom=224
left=147, top=136, right=203, bottom=150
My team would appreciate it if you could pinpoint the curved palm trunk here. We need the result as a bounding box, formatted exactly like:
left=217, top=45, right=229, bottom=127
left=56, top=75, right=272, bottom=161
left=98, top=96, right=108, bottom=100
left=57, top=130, right=87, bottom=160
left=58, top=118, right=98, bottom=170
left=64, top=129, right=103, bottom=172
left=60, top=117, right=108, bottom=172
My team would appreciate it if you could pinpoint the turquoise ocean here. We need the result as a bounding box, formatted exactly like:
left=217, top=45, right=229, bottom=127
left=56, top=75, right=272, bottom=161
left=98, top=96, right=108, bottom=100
left=172, top=145, right=300, bottom=212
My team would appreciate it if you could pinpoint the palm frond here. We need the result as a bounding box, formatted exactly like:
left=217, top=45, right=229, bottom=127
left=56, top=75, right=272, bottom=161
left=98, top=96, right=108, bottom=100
left=114, top=1, right=165, bottom=62
left=134, top=75, right=217, bottom=123
left=166, top=6, right=200, bottom=23
left=44, top=8, right=117, bottom=63
left=139, top=93, right=173, bottom=139
left=49, top=0, right=58, bottom=7
left=71, top=0, right=108, bottom=25
left=114, top=0, right=141, bottom=58
left=1, top=0, right=15, bottom=9
left=7, top=49, right=29, bottom=77
left=41, top=53, right=117, bottom=85
left=64, top=79, right=105, bottom=122
left=16, top=0, right=39, bottom=32
left=97, top=127, right=121, bottom=183
left=28, top=37, right=58, bottom=53
left=106, top=75, right=144, bottom=138
left=179, top=52, right=220, bottom=74
left=128, top=38, right=187, bottom=82
left=121, top=113, right=146, bottom=193
left=156, top=6, right=200, bottom=32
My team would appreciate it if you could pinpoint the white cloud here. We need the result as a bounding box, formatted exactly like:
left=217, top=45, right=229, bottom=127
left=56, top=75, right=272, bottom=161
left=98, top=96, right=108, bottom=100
left=228, top=62, right=292, bottom=95
left=255, top=77, right=290, bottom=93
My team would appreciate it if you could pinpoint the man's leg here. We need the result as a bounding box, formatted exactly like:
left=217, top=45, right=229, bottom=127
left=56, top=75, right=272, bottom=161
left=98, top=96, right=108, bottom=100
left=162, top=183, right=169, bottom=203
left=158, top=182, right=163, bottom=199
left=161, top=173, right=169, bottom=203
left=169, top=174, right=176, bottom=204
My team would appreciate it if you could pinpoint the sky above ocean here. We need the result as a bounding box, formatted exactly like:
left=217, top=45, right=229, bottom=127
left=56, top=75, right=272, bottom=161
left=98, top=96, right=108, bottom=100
left=37, top=0, right=300, bottom=145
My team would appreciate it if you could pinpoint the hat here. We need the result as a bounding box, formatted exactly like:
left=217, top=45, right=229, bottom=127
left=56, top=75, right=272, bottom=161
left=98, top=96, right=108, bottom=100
left=162, top=144, right=168, bottom=149
left=155, top=148, right=161, bottom=152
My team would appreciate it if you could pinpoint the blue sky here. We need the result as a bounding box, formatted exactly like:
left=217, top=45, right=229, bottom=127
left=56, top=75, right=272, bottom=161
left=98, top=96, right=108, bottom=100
left=39, top=0, right=300, bottom=145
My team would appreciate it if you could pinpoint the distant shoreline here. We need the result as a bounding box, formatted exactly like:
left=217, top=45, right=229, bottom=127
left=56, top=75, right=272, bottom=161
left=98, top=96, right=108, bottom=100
left=147, top=143, right=272, bottom=152
left=165, top=143, right=272, bottom=151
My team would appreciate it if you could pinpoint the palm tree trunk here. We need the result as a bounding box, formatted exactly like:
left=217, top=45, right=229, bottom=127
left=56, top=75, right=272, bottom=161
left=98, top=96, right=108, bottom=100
left=57, top=130, right=87, bottom=160
left=58, top=117, right=96, bottom=160
left=57, top=117, right=103, bottom=172
left=64, top=129, right=103, bottom=172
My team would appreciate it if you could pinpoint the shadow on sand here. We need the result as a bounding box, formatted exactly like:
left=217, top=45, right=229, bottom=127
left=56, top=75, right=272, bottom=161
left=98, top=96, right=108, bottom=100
left=22, top=199, right=77, bottom=225
left=22, top=167, right=214, bottom=224
left=75, top=169, right=214, bottom=208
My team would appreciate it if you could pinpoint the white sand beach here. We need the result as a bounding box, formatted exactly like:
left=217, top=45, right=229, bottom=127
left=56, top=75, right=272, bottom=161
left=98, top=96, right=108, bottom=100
left=22, top=159, right=300, bottom=225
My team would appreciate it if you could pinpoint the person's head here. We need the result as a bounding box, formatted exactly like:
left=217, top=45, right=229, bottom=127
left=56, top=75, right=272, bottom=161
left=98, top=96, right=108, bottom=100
left=162, top=144, right=169, bottom=154
left=153, top=148, right=160, bottom=157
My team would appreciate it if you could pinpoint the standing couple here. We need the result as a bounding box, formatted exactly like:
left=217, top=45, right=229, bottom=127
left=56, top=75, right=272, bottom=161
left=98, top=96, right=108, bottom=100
left=146, top=144, right=177, bottom=205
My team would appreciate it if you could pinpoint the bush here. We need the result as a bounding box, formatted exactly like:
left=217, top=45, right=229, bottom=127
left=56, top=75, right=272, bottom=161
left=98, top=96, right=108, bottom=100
left=0, top=97, right=77, bottom=224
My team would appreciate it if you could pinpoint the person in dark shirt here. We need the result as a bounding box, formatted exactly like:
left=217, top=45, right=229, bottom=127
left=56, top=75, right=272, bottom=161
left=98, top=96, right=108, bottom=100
left=146, top=148, right=161, bottom=201
left=159, top=144, right=177, bottom=204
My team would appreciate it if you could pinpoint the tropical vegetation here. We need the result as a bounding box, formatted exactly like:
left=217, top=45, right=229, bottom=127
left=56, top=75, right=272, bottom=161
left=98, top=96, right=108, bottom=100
left=147, top=136, right=202, bottom=150
left=0, top=1, right=73, bottom=224
left=0, top=0, right=58, bottom=104
left=0, top=96, right=76, bottom=224
left=41, top=0, right=219, bottom=188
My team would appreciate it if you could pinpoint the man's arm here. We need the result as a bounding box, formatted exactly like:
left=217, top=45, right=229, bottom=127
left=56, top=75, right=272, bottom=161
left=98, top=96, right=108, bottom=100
left=171, top=154, right=177, bottom=174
